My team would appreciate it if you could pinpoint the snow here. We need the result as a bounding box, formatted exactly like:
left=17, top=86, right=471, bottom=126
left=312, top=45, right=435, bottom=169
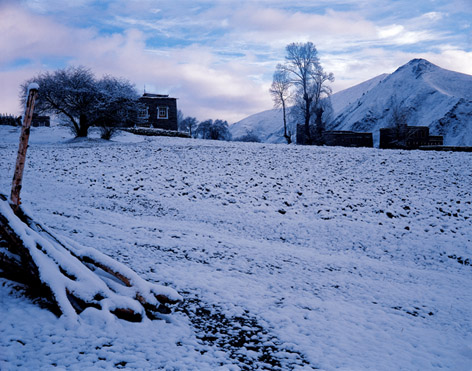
left=329, top=73, right=388, bottom=115
left=1, top=125, right=471, bottom=370
left=23, top=83, right=40, bottom=113
left=27, top=83, right=39, bottom=92
left=231, top=59, right=472, bottom=147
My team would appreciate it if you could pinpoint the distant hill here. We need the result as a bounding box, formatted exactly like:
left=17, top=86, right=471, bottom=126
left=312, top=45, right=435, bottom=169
left=230, top=59, right=472, bottom=146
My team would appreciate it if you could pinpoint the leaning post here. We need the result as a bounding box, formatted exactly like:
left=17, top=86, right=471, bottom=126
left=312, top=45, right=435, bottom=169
left=10, top=83, right=39, bottom=211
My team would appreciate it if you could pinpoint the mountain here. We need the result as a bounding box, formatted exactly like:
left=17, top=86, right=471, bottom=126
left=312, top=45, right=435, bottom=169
left=230, top=59, right=472, bottom=146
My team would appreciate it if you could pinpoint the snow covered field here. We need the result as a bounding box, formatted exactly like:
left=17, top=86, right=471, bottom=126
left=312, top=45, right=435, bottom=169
left=1, top=126, right=471, bottom=370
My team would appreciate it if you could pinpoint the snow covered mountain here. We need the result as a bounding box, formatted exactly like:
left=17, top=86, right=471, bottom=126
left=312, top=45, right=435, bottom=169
left=231, top=59, right=472, bottom=146
left=330, top=58, right=472, bottom=146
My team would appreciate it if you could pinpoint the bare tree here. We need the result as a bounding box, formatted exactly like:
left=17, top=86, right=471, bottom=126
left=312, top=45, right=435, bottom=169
left=22, top=66, right=140, bottom=138
left=278, top=42, right=334, bottom=144
left=270, top=68, right=292, bottom=144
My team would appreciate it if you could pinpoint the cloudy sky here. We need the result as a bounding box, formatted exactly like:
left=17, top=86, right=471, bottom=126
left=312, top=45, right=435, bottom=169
left=1, top=0, right=471, bottom=123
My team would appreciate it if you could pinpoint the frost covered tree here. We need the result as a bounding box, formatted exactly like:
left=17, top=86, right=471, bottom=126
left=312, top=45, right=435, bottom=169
left=195, top=119, right=232, bottom=141
left=270, top=68, right=292, bottom=144
left=292, top=95, right=334, bottom=145
left=22, top=66, right=95, bottom=137
left=179, top=116, right=199, bottom=137
left=94, top=75, right=141, bottom=139
left=277, top=42, right=334, bottom=145
left=22, top=66, right=140, bottom=138
left=233, top=131, right=261, bottom=143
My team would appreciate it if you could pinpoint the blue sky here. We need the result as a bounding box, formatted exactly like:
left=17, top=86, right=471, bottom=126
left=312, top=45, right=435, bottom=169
left=1, top=0, right=471, bottom=123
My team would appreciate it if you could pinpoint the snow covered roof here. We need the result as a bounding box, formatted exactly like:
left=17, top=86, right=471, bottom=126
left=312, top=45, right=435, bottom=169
left=141, top=93, right=171, bottom=99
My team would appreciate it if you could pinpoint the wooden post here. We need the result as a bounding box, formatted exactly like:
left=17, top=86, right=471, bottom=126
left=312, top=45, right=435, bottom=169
left=10, top=84, right=39, bottom=210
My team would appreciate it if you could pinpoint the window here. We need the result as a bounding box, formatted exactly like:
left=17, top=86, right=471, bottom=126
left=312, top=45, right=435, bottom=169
left=138, top=107, right=149, bottom=119
left=157, top=107, right=168, bottom=119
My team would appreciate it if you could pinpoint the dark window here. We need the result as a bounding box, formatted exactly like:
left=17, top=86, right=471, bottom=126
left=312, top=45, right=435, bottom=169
left=158, top=107, right=168, bottom=119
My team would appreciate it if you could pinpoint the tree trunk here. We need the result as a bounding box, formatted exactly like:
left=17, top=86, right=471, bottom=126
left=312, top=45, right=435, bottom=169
left=303, top=93, right=312, bottom=145
left=314, top=107, right=324, bottom=145
left=77, top=114, right=89, bottom=137
left=282, top=100, right=291, bottom=144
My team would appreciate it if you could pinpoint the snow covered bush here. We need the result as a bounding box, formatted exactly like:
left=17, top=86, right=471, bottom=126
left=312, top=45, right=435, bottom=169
left=195, top=119, right=232, bottom=141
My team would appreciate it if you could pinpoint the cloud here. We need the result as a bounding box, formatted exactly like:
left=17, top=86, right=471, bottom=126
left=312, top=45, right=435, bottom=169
left=378, top=25, right=404, bottom=39
left=235, top=7, right=375, bottom=36
left=423, top=48, right=472, bottom=75
left=0, top=5, right=92, bottom=65
left=1, top=0, right=471, bottom=123
left=0, top=2, right=272, bottom=122
left=420, top=12, right=445, bottom=22
left=376, top=26, right=440, bottom=46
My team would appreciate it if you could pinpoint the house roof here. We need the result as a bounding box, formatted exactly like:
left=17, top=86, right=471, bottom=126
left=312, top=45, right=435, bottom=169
left=141, top=93, right=170, bottom=98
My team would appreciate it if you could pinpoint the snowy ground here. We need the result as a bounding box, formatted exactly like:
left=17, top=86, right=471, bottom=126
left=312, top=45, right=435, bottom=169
left=0, top=126, right=471, bottom=370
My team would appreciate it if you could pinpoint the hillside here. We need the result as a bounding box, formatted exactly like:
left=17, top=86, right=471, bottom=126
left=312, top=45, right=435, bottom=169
left=330, top=73, right=389, bottom=115
left=0, top=126, right=471, bottom=370
left=229, top=107, right=286, bottom=144
left=231, top=59, right=472, bottom=146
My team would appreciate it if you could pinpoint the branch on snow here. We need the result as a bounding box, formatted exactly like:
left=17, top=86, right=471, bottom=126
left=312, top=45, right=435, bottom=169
left=0, top=194, right=181, bottom=322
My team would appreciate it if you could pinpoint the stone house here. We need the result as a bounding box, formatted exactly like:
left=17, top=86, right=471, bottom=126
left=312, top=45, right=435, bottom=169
left=137, top=93, right=178, bottom=131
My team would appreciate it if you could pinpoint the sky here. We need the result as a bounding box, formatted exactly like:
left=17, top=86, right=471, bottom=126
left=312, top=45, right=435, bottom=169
left=1, top=0, right=471, bottom=124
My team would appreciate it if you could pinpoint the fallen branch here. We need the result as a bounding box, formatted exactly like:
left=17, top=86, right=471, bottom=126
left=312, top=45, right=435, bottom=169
left=0, top=194, right=181, bottom=322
